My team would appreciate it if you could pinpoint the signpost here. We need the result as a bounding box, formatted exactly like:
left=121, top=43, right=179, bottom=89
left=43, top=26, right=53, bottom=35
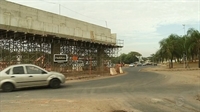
left=54, top=54, right=68, bottom=63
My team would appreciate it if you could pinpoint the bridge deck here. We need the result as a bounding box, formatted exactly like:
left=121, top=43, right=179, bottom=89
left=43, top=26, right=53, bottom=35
left=0, top=0, right=118, bottom=45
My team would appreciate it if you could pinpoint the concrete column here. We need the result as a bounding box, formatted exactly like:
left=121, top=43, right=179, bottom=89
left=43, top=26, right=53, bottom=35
left=97, top=47, right=104, bottom=72
left=51, top=40, right=60, bottom=70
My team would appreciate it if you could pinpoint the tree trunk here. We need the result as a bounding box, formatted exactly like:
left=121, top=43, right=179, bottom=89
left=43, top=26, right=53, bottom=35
left=168, top=62, right=170, bottom=68
left=192, top=54, right=194, bottom=62
left=171, top=59, right=173, bottom=68
left=170, top=55, right=173, bottom=68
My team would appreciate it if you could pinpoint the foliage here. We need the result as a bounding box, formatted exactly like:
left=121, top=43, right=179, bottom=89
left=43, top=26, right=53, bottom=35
left=111, top=51, right=141, bottom=64
left=154, top=28, right=200, bottom=68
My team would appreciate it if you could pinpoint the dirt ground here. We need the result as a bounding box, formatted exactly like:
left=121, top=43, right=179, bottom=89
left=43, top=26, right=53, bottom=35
left=63, top=63, right=200, bottom=112
left=141, top=63, right=200, bottom=86
left=1, top=63, right=200, bottom=112
left=1, top=98, right=131, bottom=112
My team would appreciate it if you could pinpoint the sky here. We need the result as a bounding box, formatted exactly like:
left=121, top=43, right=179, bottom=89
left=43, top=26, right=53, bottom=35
left=7, top=0, right=200, bottom=57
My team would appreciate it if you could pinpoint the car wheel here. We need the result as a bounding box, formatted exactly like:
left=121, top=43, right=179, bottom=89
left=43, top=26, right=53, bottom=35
left=49, top=79, right=61, bottom=89
left=2, top=82, right=14, bottom=92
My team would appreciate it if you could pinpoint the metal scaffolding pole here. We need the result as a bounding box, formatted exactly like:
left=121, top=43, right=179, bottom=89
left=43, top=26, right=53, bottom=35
left=0, top=29, right=122, bottom=76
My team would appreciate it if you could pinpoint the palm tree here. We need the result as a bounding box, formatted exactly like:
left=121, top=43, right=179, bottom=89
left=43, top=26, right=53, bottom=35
left=176, top=36, right=185, bottom=62
left=156, top=28, right=200, bottom=68
left=159, top=34, right=182, bottom=68
left=186, top=28, right=200, bottom=67
left=155, top=48, right=167, bottom=63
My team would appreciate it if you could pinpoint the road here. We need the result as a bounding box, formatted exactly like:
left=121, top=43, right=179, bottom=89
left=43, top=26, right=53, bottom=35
left=0, top=67, right=200, bottom=112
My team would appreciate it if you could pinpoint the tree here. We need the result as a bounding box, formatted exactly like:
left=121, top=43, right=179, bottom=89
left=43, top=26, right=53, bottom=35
left=154, top=28, right=200, bottom=68
left=124, top=51, right=141, bottom=64
left=186, top=28, right=200, bottom=67
left=120, top=53, right=127, bottom=63
left=154, top=49, right=163, bottom=63
left=111, top=56, right=119, bottom=64
left=159, top=34, right=182, bottom=68
left=110, top=51, right=142, bottom=64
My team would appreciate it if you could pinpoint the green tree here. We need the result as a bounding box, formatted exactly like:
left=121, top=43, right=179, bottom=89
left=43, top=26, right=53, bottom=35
left=124, top=51, right=141, bottom=64
left=154, top=28, right=200, bottom=68
left=119, top=53, right=127, bottom=63
left=111, top=51, right=142, bottom=64
left=186, top=28, right=200, bottom=67
left=111, top=56, right=119, bottom=64
left=159, top=34, right=182, bottom=68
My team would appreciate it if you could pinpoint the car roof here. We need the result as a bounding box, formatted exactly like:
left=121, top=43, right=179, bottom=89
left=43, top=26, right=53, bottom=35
left=5, top=64, right=40, bottom=69
left=9, top=64, right=36, bottom=67
left=0, top=64, right=42, bottom=73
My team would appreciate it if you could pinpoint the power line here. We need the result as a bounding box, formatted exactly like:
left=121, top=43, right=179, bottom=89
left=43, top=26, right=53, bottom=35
left=39, top=0, right=107, bottom=27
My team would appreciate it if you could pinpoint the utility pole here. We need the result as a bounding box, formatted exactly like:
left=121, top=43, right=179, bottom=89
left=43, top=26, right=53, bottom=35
left=105, top=21, right=107, bottom=27
left=183, top=24, right=187, bottom=68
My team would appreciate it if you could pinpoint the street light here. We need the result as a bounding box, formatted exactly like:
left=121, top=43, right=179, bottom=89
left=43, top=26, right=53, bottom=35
left=183, top=24, right=187, bottom=68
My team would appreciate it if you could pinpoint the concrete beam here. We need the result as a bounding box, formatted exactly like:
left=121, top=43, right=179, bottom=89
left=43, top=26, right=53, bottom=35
left=0, top=0, right=117, bottom=45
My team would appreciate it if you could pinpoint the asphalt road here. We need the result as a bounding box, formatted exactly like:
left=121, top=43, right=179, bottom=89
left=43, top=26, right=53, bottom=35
left=1, top=66, right=200, bottom=112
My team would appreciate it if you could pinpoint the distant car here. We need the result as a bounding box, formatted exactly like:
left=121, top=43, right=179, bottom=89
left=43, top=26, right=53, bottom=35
left=146, top=62, right=153, bottom=65
left=0, top=64, right=66, bottom=92
left=136, top=62, right=142, bottom=66
left=153, top=63, right=157, bottom=66
left=142, top=63, right=147, bottom=66
left=129, top=63, right=135, bottom=67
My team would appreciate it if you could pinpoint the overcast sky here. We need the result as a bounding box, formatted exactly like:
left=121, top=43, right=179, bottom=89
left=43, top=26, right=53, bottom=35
left=7, top=0, right=200, bottom=57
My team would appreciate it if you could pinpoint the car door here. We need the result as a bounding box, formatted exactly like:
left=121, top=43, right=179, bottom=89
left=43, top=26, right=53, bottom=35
left=25, top=65, right=49, bottom=86
left=10, top=66, right=28, bottom=87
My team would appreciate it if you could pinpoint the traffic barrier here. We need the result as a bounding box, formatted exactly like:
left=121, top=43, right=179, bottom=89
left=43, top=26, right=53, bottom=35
left=119, top=67, right=123, bottom=74
left=110, top=67, right=117, bottom=75
left=77, top=67, right=83, bottom=71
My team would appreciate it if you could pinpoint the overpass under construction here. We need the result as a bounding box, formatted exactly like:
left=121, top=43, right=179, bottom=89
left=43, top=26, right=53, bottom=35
left=0, top=0, right=123, bottom=75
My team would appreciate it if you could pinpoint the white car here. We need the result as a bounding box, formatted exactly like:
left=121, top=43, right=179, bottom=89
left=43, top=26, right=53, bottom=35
left=129, top=63, right=135, bottom=67
left=0, top=64, right=66, bottom=92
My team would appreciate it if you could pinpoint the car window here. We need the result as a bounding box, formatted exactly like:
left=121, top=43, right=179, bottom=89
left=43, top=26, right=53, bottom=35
left=5, top=69, right=10, bottom=74
left=26, top=66, right=47, bottom=74
left=13, top=66, right=25, bottom=74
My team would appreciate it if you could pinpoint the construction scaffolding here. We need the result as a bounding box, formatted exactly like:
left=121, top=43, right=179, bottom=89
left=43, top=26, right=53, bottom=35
left=0, top=29, right=123, bottom=76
